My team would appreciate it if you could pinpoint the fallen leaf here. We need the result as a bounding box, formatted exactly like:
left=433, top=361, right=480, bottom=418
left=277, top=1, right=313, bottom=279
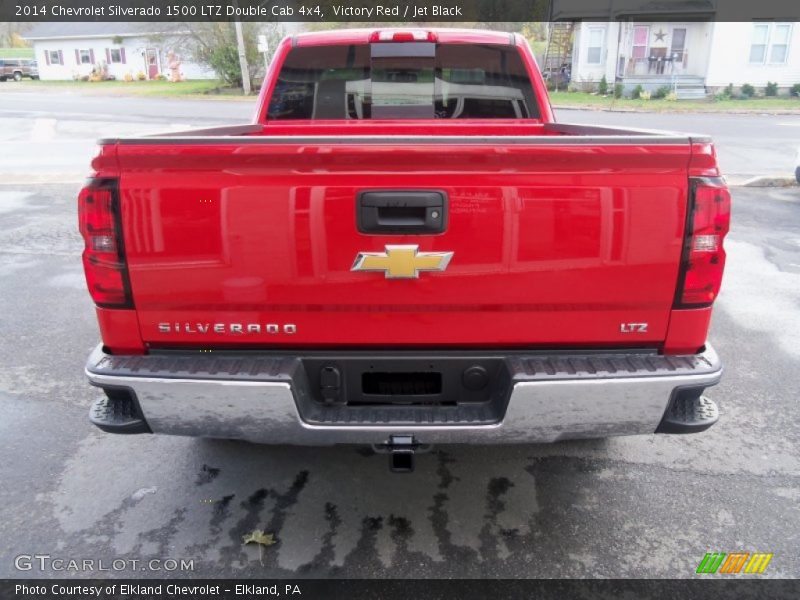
left=242, top=529, right=276, bottom=547
left=242, top=529, right=276, bottom=566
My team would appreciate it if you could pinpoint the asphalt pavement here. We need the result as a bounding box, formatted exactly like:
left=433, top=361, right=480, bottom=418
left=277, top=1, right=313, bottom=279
left=0, top=89, right=252, bottom=184
left=555, top=108, right=800, bottom=181
left=1, top=85, right=799, bottom=182
left=0, top=87, right=798, bottom=579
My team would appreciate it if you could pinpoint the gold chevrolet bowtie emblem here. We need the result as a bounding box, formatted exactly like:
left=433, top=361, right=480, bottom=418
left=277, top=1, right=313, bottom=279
left=351, top=245, right=453, bottom=279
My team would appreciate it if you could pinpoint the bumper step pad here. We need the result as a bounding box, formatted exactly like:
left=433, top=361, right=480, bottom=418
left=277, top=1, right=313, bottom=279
left=89, top=391, right=151, bottom=434
left=656, top=392, right=719, bottom=434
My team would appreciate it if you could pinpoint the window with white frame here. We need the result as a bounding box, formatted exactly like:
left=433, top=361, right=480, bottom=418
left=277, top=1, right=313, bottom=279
left=587, top=27, right=604, bottom=64
left=750, top=23, right=793, bottom=64
left=109, top=48, right=122, bottom=63
left=48, top=50, right=61, bottom=64
left=770, top=23, right=792, bottom=63
left=79, top=49, right=92, bottom=64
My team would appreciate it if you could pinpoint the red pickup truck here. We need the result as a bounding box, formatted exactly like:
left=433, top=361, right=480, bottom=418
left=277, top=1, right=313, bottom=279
left=81, top=28, right=729, bottom=471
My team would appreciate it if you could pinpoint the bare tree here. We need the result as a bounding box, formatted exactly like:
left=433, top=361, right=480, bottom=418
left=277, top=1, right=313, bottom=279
left=0, top=22, right=33, bottom=47
left=152, top=22, right=285, bottom=88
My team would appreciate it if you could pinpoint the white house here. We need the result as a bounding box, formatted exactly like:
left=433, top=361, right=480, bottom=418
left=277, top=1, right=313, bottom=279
left=23, top=22, right=216, bottom=81
left=570, top=21, right=800, bottom=97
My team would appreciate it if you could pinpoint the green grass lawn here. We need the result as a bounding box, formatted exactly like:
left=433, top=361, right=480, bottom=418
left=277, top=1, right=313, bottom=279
left=549, top=90, right=800, bottom=112
left=0, top=47, right=34, bottom=59
left=10, top=79, right=800, bottom=111
left=16, top=79, right=251, bottom=98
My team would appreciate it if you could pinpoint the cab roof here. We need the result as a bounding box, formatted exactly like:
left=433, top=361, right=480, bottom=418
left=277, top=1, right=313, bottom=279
left=292, top=28, right=517, bottom=47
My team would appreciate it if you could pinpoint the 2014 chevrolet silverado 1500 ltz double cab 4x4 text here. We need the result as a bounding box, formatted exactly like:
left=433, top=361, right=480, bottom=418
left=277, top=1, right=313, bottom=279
left=80, top=29, right=729, bottom=471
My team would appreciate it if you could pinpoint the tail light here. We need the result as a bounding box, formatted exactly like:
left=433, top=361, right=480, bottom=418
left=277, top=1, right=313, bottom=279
left=675, top=178, right=731, bottom=307
left=78, top=179, right=132, bottom=308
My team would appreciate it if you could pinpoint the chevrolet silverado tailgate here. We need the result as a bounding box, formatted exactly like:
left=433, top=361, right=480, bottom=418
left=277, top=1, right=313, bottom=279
left=115, top=134, right=692, bottom=348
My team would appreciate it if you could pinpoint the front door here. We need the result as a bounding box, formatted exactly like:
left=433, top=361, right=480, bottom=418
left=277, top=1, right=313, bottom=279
left=630, top=25, right=650, bottom=75
left=145, top=48, right=159, bottom=79
left=670, top=28, right=687, bottom=71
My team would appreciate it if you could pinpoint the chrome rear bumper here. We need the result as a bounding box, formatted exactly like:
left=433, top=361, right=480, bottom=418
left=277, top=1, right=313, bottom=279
left=85, top=344, right=722, bottom=445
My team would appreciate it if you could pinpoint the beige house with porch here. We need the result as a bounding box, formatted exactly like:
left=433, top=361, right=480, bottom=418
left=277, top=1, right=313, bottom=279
left=570, top=21, right=800, bottom=98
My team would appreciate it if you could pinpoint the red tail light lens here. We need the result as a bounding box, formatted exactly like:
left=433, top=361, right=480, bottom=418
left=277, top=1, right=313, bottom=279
left=676, top=178, right=731, bottom=307
left=78, top=179, right=132, bottom=308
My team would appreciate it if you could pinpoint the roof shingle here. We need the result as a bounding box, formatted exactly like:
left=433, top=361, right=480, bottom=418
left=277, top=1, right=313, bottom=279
left=24, top=22, right=184, bottom=40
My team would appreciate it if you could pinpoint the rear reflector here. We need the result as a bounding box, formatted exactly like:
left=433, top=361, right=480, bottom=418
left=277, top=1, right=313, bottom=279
left=78, top=179, right=132, bottom=308
left=692, top=234, right=720, bottom=253
left=676, top=178, right=731, bottom=307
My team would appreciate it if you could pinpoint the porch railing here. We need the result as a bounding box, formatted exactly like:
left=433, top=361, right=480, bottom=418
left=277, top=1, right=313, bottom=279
left=622, top=51, right=688, bottom=77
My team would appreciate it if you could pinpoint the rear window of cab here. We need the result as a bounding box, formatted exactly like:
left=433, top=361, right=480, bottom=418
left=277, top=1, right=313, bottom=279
left=267, top=43, right=539, bottom=120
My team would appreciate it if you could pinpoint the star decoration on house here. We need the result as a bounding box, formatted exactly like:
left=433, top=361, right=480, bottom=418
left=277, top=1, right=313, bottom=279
left=654, top=29, right=667, bottom=42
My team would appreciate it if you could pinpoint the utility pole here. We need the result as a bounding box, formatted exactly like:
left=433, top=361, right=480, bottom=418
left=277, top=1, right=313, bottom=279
left=234, top=20, right=251, bottom=95
left=258, top=35, right=269, bottom=80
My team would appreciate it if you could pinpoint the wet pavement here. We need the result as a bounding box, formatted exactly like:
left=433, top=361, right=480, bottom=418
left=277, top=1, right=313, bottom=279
left=0, top=183, right=797, bottom=578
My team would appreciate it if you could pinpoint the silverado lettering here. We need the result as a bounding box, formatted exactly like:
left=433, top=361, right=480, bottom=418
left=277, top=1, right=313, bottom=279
left=157, top=323, right=297, bottom=334
left=80, top=28, right=729, bottom=469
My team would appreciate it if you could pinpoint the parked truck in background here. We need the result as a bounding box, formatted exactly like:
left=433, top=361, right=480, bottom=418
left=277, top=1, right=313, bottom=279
left=0, top=58, right=38, bottom=81
left=80, top=29, right=730, bottom=471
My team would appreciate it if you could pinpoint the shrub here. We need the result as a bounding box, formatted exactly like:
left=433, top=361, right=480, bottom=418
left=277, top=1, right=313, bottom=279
left=598, top=75, right=608, bottom=96
left=652, top=85, right=671, bottom=100
left=640, top=90, right=651, bottom=100
left=155, top=73, right=167, bottom=81
left=631, top=84, right=644, bottom=99
left=613, top=83, right=624, bottom=98
left=715, top=83, right=734, bottom=101
left=136, top=71, right=146, bottom=81
left=791, top=83, right=800, bottom=97
left=665, top=91, right=678, bottom=101
left=765, top=81, right=778, bottom=96
left=123, top=72, right=133, bottom=82
left=209, top=44, right=248, bottom=87
left=740, top=83, right=755, bottom=98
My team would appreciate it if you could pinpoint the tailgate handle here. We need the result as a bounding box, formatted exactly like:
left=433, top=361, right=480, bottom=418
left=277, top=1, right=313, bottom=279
left=357, top=191, right=447, bottom=235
